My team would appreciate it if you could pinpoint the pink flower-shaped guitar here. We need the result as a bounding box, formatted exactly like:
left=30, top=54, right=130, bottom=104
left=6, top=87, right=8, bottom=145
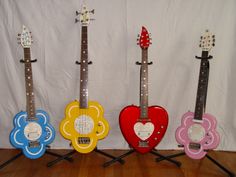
left=175, top=30, right=220, bottom=159
left=176, top=112, right=220, bottom=159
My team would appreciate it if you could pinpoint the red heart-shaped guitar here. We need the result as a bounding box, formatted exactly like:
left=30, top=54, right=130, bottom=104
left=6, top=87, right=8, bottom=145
left=119, top=27, right=168, bottom=154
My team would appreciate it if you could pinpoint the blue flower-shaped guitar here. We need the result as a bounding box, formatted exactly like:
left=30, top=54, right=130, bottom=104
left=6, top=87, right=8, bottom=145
left=9, top=25, right=55, bottom=159
left=10, top=110, right=55, bottom=159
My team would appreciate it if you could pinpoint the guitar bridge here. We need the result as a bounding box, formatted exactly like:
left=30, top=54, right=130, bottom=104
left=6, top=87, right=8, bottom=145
left=29, top=141, right=40, bottom=148
left=189, top=142, right=201, bottom=150
left=138, top=140, right=149, bottom=147
left=78, top=137, right=90, bottom=144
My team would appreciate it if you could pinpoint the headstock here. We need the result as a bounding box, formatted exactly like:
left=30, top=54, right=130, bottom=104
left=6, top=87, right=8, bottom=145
left=137, top=26, right=152, bottom=49
left=199, top=30, right=215, bottom=52
left=17, top=25, right=33, bottom=48
left=75, top=5, right=95, bottom=25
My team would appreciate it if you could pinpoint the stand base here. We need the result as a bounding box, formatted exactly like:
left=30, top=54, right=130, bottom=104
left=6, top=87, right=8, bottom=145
left=156, top=152, right=235, bottom=177
left=47, top=148, right=125, bottom=167
left=103, top=149, right=182, bottom=167
left=0, top=150, right=73, bottom=170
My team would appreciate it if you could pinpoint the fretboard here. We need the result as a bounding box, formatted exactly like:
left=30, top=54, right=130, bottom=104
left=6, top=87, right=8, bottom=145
left=79, top=26, right=89, bottom=108
left=23, top=48, right=36, bottom=121
left=193, top=51, right=210, bottom=121
left=140, top=49, right=149, bottom=119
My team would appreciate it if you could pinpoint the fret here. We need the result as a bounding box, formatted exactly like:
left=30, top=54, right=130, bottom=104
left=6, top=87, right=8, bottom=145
left=23, top=48, right=36, bottom=121
left=79, top=26, right=89, bottom=109
left=140, top=49, right=149, bottom=119
left=193, top=51, right=209, bottom=121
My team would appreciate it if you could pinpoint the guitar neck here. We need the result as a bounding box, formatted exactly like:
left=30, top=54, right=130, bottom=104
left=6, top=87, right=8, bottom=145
left=140, top=49, right=149, bottom=119
left=79, top=26, right=89, bottom=109
left=193, top=51, right=210, bottom=121
left=23, top=48, right=36, bottom=120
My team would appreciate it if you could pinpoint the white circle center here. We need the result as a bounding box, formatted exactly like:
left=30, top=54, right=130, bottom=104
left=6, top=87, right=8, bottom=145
left=188, top=123, right=205, bottom=142
left=74, top=115, right=94, bottom=135
left=24, top=122, right=42, bottom=141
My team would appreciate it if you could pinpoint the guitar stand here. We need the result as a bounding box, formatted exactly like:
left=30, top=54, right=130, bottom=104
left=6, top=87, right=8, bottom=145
left=155, top=151, right=235, bottom=177
left=0, top=146, right=73, bottom=170
left=47, top=147, right=125, bottom=167
left=103, top=148, right=181, bottom=167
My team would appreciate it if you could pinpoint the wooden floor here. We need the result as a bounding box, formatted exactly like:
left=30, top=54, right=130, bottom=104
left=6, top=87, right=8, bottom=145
left=0, top=149, right=235, bottom=177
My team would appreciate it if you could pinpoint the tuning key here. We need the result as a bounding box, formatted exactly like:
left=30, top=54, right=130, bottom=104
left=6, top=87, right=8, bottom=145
left=90, top=9, right=95, bottom=14
left=76, top=11, right=80, bottom=16
left=212, top=43, right=215, bottom=46
left=17, top=33, right=21, bottom=36
left=75, top=18, right=79, bottom=23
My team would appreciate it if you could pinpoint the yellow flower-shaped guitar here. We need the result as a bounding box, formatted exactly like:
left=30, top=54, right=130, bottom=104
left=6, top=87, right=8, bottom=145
left=60, top=6, right=109, bottom=153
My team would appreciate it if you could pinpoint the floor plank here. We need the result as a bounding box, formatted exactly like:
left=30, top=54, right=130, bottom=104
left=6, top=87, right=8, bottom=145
left=0, top=149, right=235, bottom=177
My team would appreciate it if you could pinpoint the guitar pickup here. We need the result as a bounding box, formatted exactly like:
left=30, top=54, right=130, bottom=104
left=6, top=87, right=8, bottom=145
left=138, top=140, right=149, bottom=147
left=29, top=141, right=40, bottom=148
left=189, top=142, right=201, bottom=150
left=78, top=137, right=90, bottom=144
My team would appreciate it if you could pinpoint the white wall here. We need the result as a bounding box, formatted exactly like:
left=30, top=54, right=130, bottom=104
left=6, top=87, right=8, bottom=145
left=0, top=0, right=235, bottom=151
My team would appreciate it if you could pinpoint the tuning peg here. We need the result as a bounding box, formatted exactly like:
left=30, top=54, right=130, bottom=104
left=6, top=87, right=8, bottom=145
left=212, top=35, right=215, bottom=38
left=149, top=42, right=152, bottom=45
left=75, top=18, right=79, bottom=23
left=212, top=43, right=215, bottom=46
left=76, top=11, right=81, bottom=16
left=137, top=42, right=140, bottom=45
left=200, top=36, right=203, bottom=39
left=17, top=33, right=21, bottom=36
left=199, top=44, right=202, bottom=47
left=90, top=9, right=95, bottom=14
left=136, top=38, right=139, bottom=41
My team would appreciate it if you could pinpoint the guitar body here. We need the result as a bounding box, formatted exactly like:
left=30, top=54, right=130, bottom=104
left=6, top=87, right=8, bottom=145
left=60, top=100, right=109, bottom=153
left=119, top=105, right=168, bottom=154
left=175, top=111, right=220, bottom=159
left=10, top=110, right=55, bottom=159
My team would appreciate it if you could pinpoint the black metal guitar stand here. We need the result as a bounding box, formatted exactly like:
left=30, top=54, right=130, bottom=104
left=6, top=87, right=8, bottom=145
left=47, top=147, right=125, bottom=167
left=102, top=148, right=181, bottom=167
left=0, top=146, right=73, bottom=170
left=155, top=151, right=234, bottom=177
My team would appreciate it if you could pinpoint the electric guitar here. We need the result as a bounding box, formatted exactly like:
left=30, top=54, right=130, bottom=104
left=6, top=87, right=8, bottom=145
left=60, top=5, right=109, bottom=154
left=10, top=25, right=55, bottom=159
left=175, top=30, right=220, bottom=159
left=119, top=26, right=168, bottom=154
